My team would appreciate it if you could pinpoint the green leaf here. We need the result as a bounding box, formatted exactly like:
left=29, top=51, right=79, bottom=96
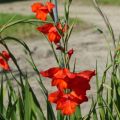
left=91, top=98, right=98, bottom=120
left=6, top=99, right=18, bottom=120
left=29, top=84, right=46, bottom=120
left=74, top=106, right=82, bottom=120
left=113, top=102, right=120, bottom=119
left=18, top=92, right=24, bottom=120
left=0, top=113, right=7, bottom=120
left=57, top=110, right=64, bottom=120
left=0, top=75, right=4, bottom=114
left=24, top=80, right=31, bottom=120
left=102, top=98, right=114, bottom=120
left=47, top=101, right=56, bottom=120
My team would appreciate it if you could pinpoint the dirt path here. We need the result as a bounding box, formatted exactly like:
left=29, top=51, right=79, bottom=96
left=0, top=0, right=120, bottom=115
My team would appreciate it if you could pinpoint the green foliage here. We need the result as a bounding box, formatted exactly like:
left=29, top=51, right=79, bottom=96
left=0, top=0, right=24, bottom=3
left=99, top=0, right=120, bottom=5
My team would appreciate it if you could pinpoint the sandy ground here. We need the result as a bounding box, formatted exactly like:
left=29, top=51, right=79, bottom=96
left=0, top=0, right=120, bottom=116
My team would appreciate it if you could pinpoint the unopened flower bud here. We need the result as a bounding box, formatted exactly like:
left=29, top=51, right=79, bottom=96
left=67, top=49, right=74, bottom=58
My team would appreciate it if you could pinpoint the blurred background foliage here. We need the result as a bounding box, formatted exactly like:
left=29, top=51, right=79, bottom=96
left=0, top=0, right=26, bottom=3
left=0, top=0, right=120, bottom=5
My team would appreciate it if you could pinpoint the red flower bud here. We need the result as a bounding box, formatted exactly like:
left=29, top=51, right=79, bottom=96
left=67, top=49, right=74, bottom=58
left=0, top=51, right=11, bottom=71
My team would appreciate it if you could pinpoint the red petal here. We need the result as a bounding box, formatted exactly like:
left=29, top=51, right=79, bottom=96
left=48, top=32, right=61, bottom=43
left=0, top=57, right=10, bottom=70
left=2, top=51, right=10, bottom=61
left=46, top=2, right=55, bottom=12
left=31, top=2, right=43, bottom=12
left=48, top=91, right=63, bottom=103
left=40, top=67, right=60, bottom=78
left=36, top=11, right=47, bottom=21
left=37, top=23, right=53, bottom=34
left=48, top=32, right=56, bottom=42
left=67, top=72, right=76, bottom=79
left=48, top=27, right=61, bottom=43
left=49, top=26, right=56, bottom=32
left=52, top=78, right=68, bottom=89
left=61, top=101, right=76, bottom=115
left=56, top=94, right=77, bottom=115
left=78, top=70, right=95, bottom=81
left=40, top=6, right=48, bottom=13
left=54, top=68, right=69, bottom=79
left=69, top=76, right=91, bottom=93
left=70, top=91, right=88, bottom=104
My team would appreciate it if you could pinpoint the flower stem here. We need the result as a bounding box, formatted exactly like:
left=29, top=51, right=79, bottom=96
left=53, top=0, right=59, bottom=23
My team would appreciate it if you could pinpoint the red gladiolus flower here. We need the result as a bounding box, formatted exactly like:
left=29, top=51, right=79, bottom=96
left=0, top=51, right=10, bottom=71
left=40, top=67, right=95, bottom=115
left=40, top=67, right=95, bottom=91
left=37, top=23, right=61, bottom=44
left=49, top=90, right=88, bottom=115
left=31, top=2, right=55, bottom=21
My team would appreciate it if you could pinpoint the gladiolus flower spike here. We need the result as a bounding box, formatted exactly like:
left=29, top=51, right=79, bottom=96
left=40, top=67, right=95, bottom=115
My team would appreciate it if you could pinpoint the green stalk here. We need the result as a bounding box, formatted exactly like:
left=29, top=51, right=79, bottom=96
left=53, top=0, right=59, bottom=23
